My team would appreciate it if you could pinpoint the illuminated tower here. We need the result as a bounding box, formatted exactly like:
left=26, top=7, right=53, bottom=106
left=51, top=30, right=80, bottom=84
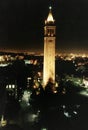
left=43, top=6, right=56, bottom=86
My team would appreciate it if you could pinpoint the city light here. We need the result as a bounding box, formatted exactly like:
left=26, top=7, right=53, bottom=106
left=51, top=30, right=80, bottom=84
left=41, top=128, right=48, bottom=130
left=64, top=111, right=71, bottom=118
left=0, top=2, right=87, bottom=129
left=0, top=115, right=7, bottom=127
left=21, top=90, right=32, bottom=108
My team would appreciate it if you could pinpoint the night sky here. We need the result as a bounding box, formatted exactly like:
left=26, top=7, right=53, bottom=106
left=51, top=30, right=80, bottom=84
left=0, top=0, right=88, bottom=54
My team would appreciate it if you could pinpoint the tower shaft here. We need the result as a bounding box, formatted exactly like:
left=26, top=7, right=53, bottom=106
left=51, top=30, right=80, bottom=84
left=43, top=37, right=55, bottom=86
left=43, top=7, right=56, bottom=86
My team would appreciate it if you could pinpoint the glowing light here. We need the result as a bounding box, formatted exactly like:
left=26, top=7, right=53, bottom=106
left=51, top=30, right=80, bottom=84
left=36, top=91, right=40, bottom=95
left=55, top=82, right=58, bottom=87
left=62, top=105, right=66, bottom=109
left=33, top=60, right=37, bottom=65
left=27, top=77, right=32, bottom=80
left=12, top=85, right=15, bottom=89
left=9, top=85, right=11, bottom=89
left=79, top=90, right=88, bottom=97
left=27, top=114, right=38, bottom=122
left=64, top=112, right=71, bottom=118
left=49, top=6, right=52, bottom=10
left=22, top=91, right=31, bottom=102
left=47, top=12, right=54, bottom=23
left=6, top=85, right=8, bottom=89
left=73, top=111, right=77, bottom=115
left=6, top=84, right=15, bottom=89
left=83, top=79, right=88, bottom=87
left=38, top=72, right=41, bottom=77
left=27, top=110, right=40, bottom=123
left=33, top=85, right=37, bottom=89
left=45, top=6, right=54, bottom=24
left=21, top=90, right=32, bottom=107
left=0, top=115, right=7, bottom=127
left=41, top=128, right=47, bottom=130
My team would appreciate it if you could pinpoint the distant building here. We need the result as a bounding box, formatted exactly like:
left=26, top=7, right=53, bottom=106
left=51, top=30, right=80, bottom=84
left=43, top=6, right=56, bottom=86
left=6, top=82, right=17, bottom=99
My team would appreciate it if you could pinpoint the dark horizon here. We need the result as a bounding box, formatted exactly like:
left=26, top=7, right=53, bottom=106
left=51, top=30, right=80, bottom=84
left=0, top=0, right=88, bottom=54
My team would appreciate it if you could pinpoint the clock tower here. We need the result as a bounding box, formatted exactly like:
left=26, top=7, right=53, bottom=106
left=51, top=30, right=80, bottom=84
left=43, top=6, right=56, bottom=86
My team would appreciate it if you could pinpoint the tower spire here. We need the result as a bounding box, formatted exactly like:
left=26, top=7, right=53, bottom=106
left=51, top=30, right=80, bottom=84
left=45, top=6, right=55, bottom=24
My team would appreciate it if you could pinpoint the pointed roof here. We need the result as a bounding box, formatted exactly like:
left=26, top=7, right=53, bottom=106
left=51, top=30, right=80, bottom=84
left=45, top=6, right=55, bottom=24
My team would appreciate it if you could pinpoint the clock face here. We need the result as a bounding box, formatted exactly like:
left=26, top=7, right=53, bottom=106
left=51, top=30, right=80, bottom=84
left=48, top=39, right=53, bottom=42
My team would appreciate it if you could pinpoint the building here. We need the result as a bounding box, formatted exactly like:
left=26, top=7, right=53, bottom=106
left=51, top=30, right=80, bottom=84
left=6, top=82, right=17, bottom=99
left=43, top=6, right=56, bottom=86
